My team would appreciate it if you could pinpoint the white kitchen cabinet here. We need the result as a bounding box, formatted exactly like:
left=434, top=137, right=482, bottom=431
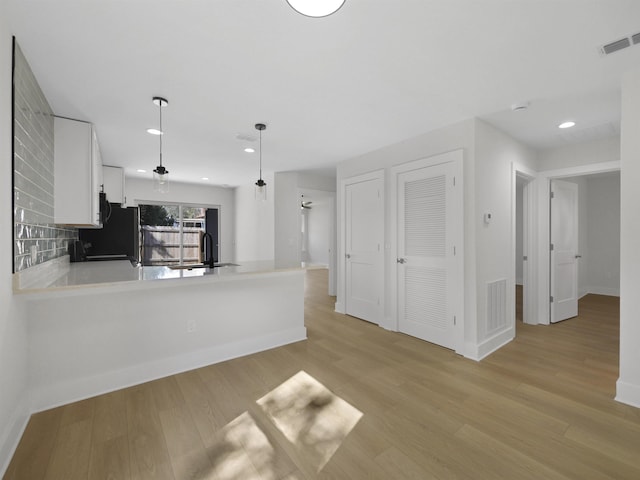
left=102, top=165, right=125, bottom=205
left=54, top=116, right=103, bottom=227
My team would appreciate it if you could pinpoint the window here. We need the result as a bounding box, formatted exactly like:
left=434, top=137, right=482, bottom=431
left=139, top=203, right=218, bottom=266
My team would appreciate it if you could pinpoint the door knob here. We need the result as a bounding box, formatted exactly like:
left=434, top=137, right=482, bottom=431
left=397, top=258, right=406, bottom=264
left=575, top=254, right=582, bottom=259
left=346, top=254, right=351, bottom=259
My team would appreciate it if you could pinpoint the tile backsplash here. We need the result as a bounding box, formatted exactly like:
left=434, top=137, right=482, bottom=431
left=13, top=41, right=77, bottom=272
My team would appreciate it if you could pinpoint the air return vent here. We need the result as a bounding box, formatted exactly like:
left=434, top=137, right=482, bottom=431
left=602, top=37, right=631, bottom=55
left=601, top=32, right=640, bottom=55
left=486, top=278, right=507, bottom=335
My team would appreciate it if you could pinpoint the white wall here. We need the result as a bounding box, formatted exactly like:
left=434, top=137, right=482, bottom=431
left=274, top=172, right=301, bottom=268
left=617, top=68, right=640, bottom=408
left=125, top=177, right=236, bottom=262
left=538, top=136, right=620, bottom=172
left=234, top=173, right=275, bottom=262
left=474, top=120, right=538, bottom=356
left=297, top=172, right=336, bottom=192
left=586, top=174, right=620, bottom=296
left=26, top=271, right=305, bottom=412
left=0, top=22, right=31, bottom=475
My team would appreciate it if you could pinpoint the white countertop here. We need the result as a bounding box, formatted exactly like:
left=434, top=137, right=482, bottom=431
left=14, top=258, right=302, bottom=296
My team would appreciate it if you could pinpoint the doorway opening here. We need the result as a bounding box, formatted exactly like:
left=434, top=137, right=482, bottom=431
left=515, top=175, right=529, bottom=323
left=298, top=188, right=337, bottom=296
left=549, top=172, right=620, bottom=323
left=513, top=167, right=536, bottom=327
left=530, top=161, right=620, bottom=325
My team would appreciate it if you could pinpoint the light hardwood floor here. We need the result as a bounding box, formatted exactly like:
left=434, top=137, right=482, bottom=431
left=5, top=270, right=640, bottom=479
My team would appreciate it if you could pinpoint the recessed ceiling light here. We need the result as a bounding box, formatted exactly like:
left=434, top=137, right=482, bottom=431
left=201, top=177, right=209, bottom=181
left=136, top=169, right=147, bottom=173
left=244, top=147, right=255, bottom=153
left=558, top=121, right=576, bottom=129
left=146, top=128, right=163, bottom=135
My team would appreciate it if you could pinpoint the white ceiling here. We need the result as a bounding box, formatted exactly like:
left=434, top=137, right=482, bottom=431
left=7, top=0, right=640, bottom=187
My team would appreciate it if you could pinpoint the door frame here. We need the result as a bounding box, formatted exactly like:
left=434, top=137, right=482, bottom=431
left=512, top=164, right=537, bottom=325
left=336, top=169, right=385, bottom=318
left=534, top=160, right=620, bottom=325
left=390, top=150, right=464, bottom=353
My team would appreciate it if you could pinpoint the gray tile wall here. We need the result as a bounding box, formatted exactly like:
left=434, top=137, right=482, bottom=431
left=13, top=42, right=77, bottom=272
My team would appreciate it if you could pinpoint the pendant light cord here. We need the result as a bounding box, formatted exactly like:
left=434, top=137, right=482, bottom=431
left=159, top=101, right=163, bottom=168
left=259, top=127, right=262, bottom=181
left=254, top=123, right=266, bottom=187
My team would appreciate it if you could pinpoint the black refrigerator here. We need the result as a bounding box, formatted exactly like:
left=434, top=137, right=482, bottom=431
left=79, top=205, right=139, bottom=262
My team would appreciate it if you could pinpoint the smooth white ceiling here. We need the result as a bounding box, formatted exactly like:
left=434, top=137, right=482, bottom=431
left=7, top=0, right=640, bottom=187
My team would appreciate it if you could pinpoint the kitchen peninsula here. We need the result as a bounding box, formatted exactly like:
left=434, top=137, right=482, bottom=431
left=14, top=258, right=306, bottom=413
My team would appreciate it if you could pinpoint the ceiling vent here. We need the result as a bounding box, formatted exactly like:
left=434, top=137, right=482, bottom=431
left=235, top=133, right=257, bottom=142
left=601, top=32, right=640, bottom=55
left=601, top=37, right=631, bottom=55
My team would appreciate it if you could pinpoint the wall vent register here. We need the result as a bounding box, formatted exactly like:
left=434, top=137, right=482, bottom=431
left=600, top=31, right=640, bottom=55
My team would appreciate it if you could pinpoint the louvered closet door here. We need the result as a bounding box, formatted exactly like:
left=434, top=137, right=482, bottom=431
left=398, top=162, right=456, bottom=349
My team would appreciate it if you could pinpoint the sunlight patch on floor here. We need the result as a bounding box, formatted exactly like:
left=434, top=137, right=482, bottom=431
left=208, top=411, right=276, bottom=480
left=256, top=371, right=363, bottom=473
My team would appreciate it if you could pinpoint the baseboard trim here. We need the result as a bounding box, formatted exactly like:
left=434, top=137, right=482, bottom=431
left=380, top=316, right=397, bottom=331
left=464, top=329, right=514, bottom=361
left=587, top=287, right=620, bottom=297
left=615, top=379, right=640, bottom=409
left=0, top=400, right=30, bottom=477
left=30, top=326, right=307, bottom=413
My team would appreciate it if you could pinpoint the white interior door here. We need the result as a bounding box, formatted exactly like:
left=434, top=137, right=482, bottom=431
left=397, top=161, right=458, bottom=349
left=521, top=179, right=530, bottom=324
left=550, top=179, right=579, bottom=323
left=345, top=176, right=383, bottom=323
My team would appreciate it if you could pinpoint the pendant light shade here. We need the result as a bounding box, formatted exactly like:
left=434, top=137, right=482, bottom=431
left=286, top=0, right=345, bottom=17
left=255, top=123, right=267, bottom=201
left=152, top=96, right=169, bottom=193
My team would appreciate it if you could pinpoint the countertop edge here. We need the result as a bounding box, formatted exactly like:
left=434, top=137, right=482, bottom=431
left=14, top=266, right=305, bottom=299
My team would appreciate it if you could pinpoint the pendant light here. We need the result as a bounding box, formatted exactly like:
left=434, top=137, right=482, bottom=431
left=152, top=96, right=169, bottom=193
left=286, top=0, right=345, bottom=18
left=255, top=123, right=267, bottom=201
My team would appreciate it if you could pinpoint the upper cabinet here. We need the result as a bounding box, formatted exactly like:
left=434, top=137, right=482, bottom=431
left=54, top=117, right=103, bottom=227
left=103, top=165, right=125, bottom=205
